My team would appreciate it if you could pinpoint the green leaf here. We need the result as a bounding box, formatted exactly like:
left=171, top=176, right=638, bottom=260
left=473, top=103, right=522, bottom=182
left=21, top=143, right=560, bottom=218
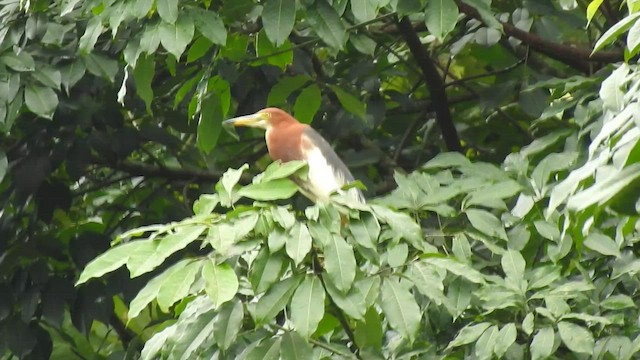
left=323, top=275, right=375, bottom=320
left=197, top=93, right=223, bottom=154
left=501, top=249, right=525, bottom=282
left=241, top=338, right=281, bottom=360
left=328, top=85, right=366, bottom=119
left=349, top=212, right=380, bottom=249
left=187, top=37, right=213, bottom=63
left=586, top=0, right=604, bottom=26
left=127, top=258, right=193, bottom=319
left=83, top=53, right=118, bottom=82
left=156, top=260, right=201, bottom=312
left=159, top=15, right=195, bottom=59
left=280, top=331, right=313, bottom=360
left=601, top=294, right=635, bottom=310
left=187, top=7, right=227, bottom=45
left=324, top=235, right=356, bottom=293
left=558, top=321, right=594, bottom=355
left=422, top=151, right=471, bottom=169
left=267, top=75, right=310, bottom=106
left=447, top=277, right=472, bottom=318
left=370, top=205, right=432, bottom=252
left=593, top=13, right=640, bottom=53
left=475, top=325, right=498, bottom=360
left=387, top=243, right=408, bottom=268
left=76, top=241, right=143, bottom=284
left=268, top=229, right=288, bottom=253
left=355, top=307, right=383, bottom=351
left=250, top=248, right=285, bottom=294
left=627, top=19, right=640, bottom=53
left=351, top=0, right=378, bottom=23
left=217, top=164, right=248, bottom=206
left=522, top=313, right=535, bottom=335
left=78, top=17, right=104, bottom=54
left=427, top=257, right=486, bottom=284
left=379, top=278, right=421, bottom=342
left=132, top=0, right=153, bottom=18
left=168, top=298, right=217, bottom=358
left=133, top=53, right=155, bottom=114
left=286, top=223, right=312, bottom=265
left=290, top=275, right=325, bottom=338
left=0, top=150, right=7, bottom=183
left=32, top=67, right=62, bottom=90
left=494, top=323, right=517, bottom=357
left=139, top=23, right=161, bottom=55
left=255, top=275, right=302, bottom=324
left=25, top=85, right=58, bottom=119
left=255, top=30, right=293, bottom=69
left=584, top=232, right=621, bottom=257
left=239, top=178, right=299, bottom=200
left=397, top=0, right=425, bottom=16
left=349, top=32, right=377, bottom=55
left=202, top=260, right=238, bottom=307
left=293, top=84, right=322, bottom=124
left=407, top=261, right=446, bottom=304
left=213, top=299, right=244, bottom=350
left=271, top=206, right=297, bottom=229
left=568, top=163, right=640, bottom=211
left=446, top=322, right=492, bottom=349
left=262, top=0, right=296, bottom=47
left=128, top=225, right=206, bottom=277
left=425, top=0, right=458, bottom=41
left=259, top=160, right=307, bottom=183
left=531, top=327, right=555, bottom=360
left=307, top=0, right=347, bottom=49
left=466, top=208, right=508, bottom=240
left=0, top=52, right=35, bottom=72
left=157, top=0, right=178, bottom=24
left=460, top=0, right=501, bottom=29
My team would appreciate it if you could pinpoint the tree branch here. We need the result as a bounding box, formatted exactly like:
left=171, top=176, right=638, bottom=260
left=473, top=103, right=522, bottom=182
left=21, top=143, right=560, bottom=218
left=395, top=16, right=462, bottom=152
left=91, top=157, right=249, bottom=184
left=456, top=1, right=624, bottom=73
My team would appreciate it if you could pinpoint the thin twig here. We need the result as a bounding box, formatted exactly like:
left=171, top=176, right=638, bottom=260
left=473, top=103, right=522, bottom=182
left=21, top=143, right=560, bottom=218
left=445, top=58, right=525, bottom=88
left=243, top=12, right=398, bottom=63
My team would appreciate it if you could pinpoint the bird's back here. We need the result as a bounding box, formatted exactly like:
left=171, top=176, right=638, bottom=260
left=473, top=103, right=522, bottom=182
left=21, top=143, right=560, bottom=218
left=300, top=127, right=365, bottom=203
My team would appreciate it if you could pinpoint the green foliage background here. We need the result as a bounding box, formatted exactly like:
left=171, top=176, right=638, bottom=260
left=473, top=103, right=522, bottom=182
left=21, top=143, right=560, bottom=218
left=1, top=0, right=639, bottom=358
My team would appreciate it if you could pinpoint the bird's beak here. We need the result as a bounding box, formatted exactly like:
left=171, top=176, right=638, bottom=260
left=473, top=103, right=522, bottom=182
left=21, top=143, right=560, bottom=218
left=223, top=112, right=270, bottom=129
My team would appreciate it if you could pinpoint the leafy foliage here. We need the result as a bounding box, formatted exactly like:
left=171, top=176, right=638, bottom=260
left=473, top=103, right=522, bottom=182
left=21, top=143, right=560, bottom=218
left=2, top=0, right=640, bottom=358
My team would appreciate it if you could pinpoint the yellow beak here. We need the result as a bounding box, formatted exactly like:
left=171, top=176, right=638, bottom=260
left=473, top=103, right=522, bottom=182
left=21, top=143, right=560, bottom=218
left=222, top=112, right=270, bottom=129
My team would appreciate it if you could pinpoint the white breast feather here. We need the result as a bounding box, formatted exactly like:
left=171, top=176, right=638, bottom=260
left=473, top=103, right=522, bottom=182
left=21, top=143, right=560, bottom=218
left=304, top=146, right=346, bottom=202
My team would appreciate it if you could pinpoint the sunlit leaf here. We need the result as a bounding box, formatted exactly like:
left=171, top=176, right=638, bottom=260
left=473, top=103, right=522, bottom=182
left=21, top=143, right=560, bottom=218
left=558, top=321, right=594, bottom=355
left=202, top=259, right=238, bottom=307
left=324, top=235, right=356, bottom=293
left=262, top=0, right=296, bottom=47
left=286, top=223, right=312, bottom=265
left=531, top=327, right=555, bottom=360
left=255, top=275, right=302, bottom=324
left=290, top=276, right=325, bottom=338
left=307, top=0, right=347, bottom=49
left=379, top=278, right=421, bottom=342
left=425, top=0, right=458, bottom=40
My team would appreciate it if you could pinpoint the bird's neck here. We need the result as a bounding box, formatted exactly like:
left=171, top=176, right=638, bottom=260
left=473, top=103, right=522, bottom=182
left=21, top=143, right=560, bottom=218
left=266, top=123, right=307, bottom=162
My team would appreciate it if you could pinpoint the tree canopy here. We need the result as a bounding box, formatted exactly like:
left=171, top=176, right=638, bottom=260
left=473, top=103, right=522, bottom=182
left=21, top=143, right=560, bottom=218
left=1, top=0, right=640, bottom=359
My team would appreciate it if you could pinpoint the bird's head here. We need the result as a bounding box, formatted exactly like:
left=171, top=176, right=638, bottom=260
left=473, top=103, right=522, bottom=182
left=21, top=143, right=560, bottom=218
left=223, top=107, right=299, bottom=130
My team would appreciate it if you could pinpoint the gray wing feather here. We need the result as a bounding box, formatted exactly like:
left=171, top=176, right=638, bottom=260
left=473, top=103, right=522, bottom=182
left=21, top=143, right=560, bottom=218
left=303, top=127, right=365, bottom=203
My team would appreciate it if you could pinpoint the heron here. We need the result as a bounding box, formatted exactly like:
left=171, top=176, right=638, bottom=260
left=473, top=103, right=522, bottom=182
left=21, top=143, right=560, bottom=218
left=223, top=107, right=364, bottom=204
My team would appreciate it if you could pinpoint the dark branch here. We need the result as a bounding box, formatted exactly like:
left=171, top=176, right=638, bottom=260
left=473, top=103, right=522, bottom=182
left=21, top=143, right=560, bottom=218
left=91, top=157, right=248, bottom=184
left=395, top=16, right=462, bottom=152
left=456, top=1, right=624, bottom=73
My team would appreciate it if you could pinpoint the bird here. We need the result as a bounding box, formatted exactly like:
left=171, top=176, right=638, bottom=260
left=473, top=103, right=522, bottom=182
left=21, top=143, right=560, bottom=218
left=223, top=107, right=365, bottom=204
